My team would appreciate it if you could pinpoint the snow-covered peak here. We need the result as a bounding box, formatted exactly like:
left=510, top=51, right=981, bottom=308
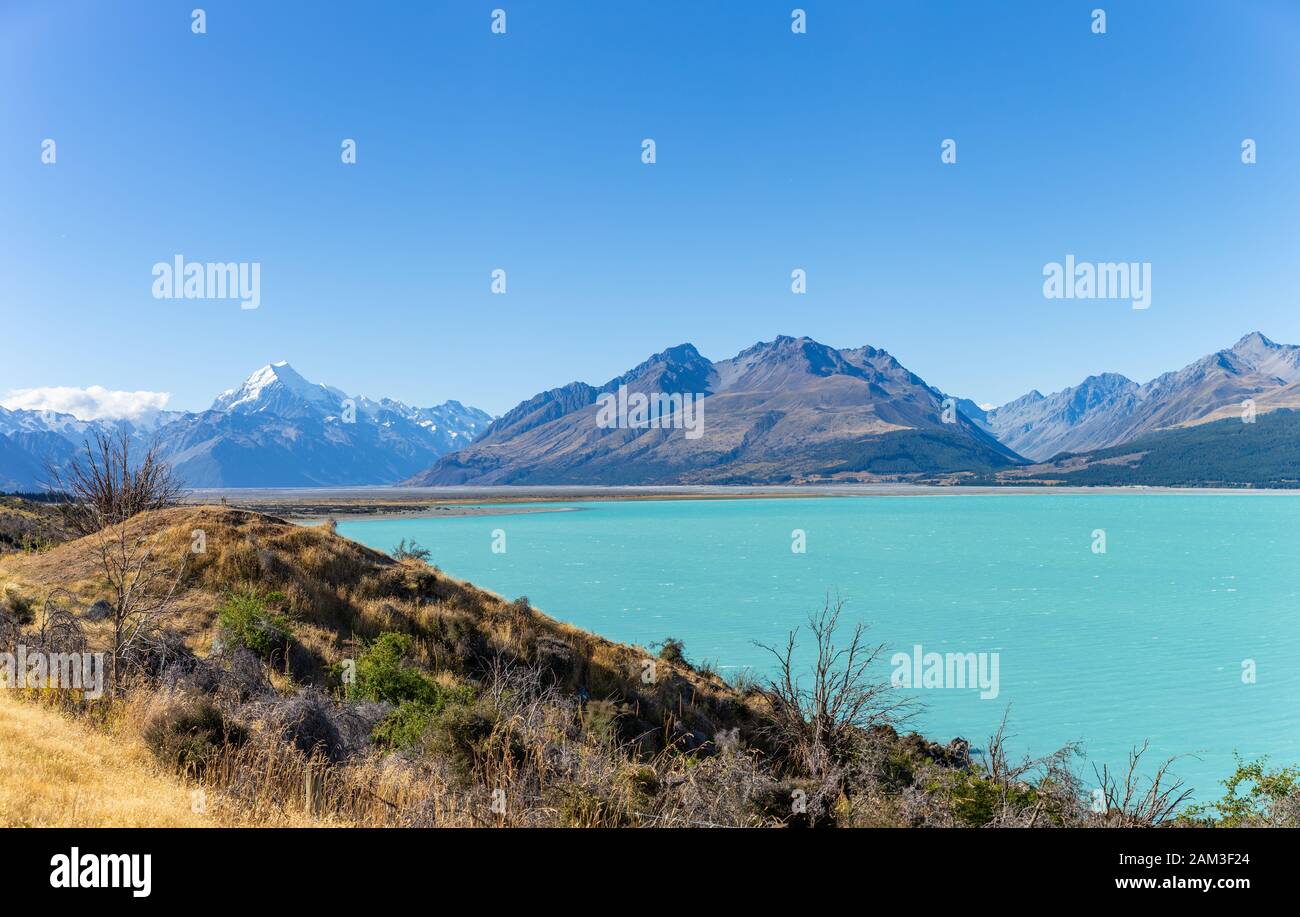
left=0, top=404, right=94, bottom=437
left=210, top=362, right=341, bottom=414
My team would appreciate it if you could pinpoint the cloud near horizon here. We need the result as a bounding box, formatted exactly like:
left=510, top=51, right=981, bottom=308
left=0, top=385, right=172, bottom=422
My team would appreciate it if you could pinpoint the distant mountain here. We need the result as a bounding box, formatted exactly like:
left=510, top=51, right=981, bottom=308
left=978, top=333, right=1300, bottom=460
left=156, top=362, right=492, bottom=487
left=0, top=429, right=77, bottom=492
left=0, top=405, right=95, bottom=440
left=0, top=363, right=491, bottom=490
left=409, top=336, right=1024, bottom=485
left=998, top=408, right=1300, bottom=488
left=979, top=372, right=1142, bottom=461
left=0, top=404, right=174, bottom=491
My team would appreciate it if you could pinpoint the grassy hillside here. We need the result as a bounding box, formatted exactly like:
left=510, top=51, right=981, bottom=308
left=0, top=495, right=65, bottom=556
left=0, top=501, right=1281, bottom=827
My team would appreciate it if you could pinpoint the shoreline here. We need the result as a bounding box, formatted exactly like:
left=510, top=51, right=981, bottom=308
left=181, top=483, right=1300, bottom=521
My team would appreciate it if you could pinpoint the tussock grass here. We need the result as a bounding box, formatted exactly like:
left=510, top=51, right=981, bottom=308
left=0, top=690, right=214, bottom=827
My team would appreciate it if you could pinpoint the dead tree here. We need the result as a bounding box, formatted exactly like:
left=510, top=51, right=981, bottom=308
left=756, top=595, right=913, bottom=780
left=1092, top=740, right=1193, bottom=826
left=45, top=429, right=182, bottom=537
left=45, top=431, right=188, bottom=694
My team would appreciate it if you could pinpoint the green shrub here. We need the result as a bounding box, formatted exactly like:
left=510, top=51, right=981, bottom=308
left=580, top=698, right=622, bottom=747
left=20, top=535, right=56, bottom=555
left=616, top=765, right=660, bottom=811
left=653, top=637, right=686, bottom=665
left=876, top=746, right=919, bottom=793
left=217, top=587, right=294, bottom=658
left=423, top=699, right=501, bottom=778
left=373, top=688, right=483, bottom=760
left=1189, top=755, right=1300, bottom=826
left=353, top=632, right=438, bottom=705
left=392, top=539, right=431, bottom=562
left=550, top=782, right=632, bottom=827
left=359, top=632, right=478, bottom=753
left=928, top=769, right=1038, bottom=827
left=372, top=700, right=439, bottom=750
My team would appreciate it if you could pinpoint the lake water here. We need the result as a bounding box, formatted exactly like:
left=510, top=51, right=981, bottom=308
left=337, top=494, right=1300, bottom=801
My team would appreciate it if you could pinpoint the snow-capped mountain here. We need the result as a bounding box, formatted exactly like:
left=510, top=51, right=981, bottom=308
left=210, top=362, right=347, bottom=416
left=373, top=398, right=492, bottom=450
left=0, top=364, right=492, bottom=489
left=0, top=403, right=186, bottom=490
left=0, top=404, right=96, bottom=439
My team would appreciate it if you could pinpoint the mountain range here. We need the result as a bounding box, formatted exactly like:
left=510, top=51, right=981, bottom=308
left=411, top=336, right=1019, bottom=485
left=4, top=332, right=1300, bottom=490
left=409, top=330, right=1300, bottom=487
left=962, top=332, right=1300, bottom=461
left=0, top=363, right=491, bottom=490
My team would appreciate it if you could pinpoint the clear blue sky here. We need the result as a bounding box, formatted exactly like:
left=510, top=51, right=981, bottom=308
left=3, top=0, right=1299, bottom=416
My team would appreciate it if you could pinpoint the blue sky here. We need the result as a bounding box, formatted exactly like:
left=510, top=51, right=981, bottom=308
left=3, top=0, right=1299, bottom=416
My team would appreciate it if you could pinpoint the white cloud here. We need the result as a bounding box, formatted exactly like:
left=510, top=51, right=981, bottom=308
left=0, top=385, right=171, bottom=422
left=978, top=402, right=996, bottom=411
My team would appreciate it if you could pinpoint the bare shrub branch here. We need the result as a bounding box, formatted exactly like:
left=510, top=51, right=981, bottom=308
left=44, top=429, right=183, bottom=537
left=44, top=431, right=189, bottom=694
left=756, top=594, right=914, bottom=780
left=1092, top=741, right=1194, bottom=826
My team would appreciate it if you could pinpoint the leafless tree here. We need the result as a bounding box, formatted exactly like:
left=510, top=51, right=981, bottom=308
left=482, top=655, right=549, bottom=713
left=756, top=595, right=913, bottom=780
left=1091, top=740, right=1193, bottom=826
left=45, top=429, right=183, bottom=537
left=45, top=431, right=189, bottom=694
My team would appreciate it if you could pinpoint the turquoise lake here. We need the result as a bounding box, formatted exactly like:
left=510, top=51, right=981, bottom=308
left=338, top=494, right=1300, bottom=801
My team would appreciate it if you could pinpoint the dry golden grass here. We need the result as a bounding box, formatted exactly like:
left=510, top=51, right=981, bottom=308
left=0, top=691, right=347, bottom=827
left=0, top=690, right=216, bottom=827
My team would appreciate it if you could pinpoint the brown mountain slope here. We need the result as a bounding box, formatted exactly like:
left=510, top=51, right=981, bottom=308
left=412, top=336, right=1023, bottom=485
left=0, top=507, right=749, bottom=746
left=1177, top=377, right=1300, bottom=426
